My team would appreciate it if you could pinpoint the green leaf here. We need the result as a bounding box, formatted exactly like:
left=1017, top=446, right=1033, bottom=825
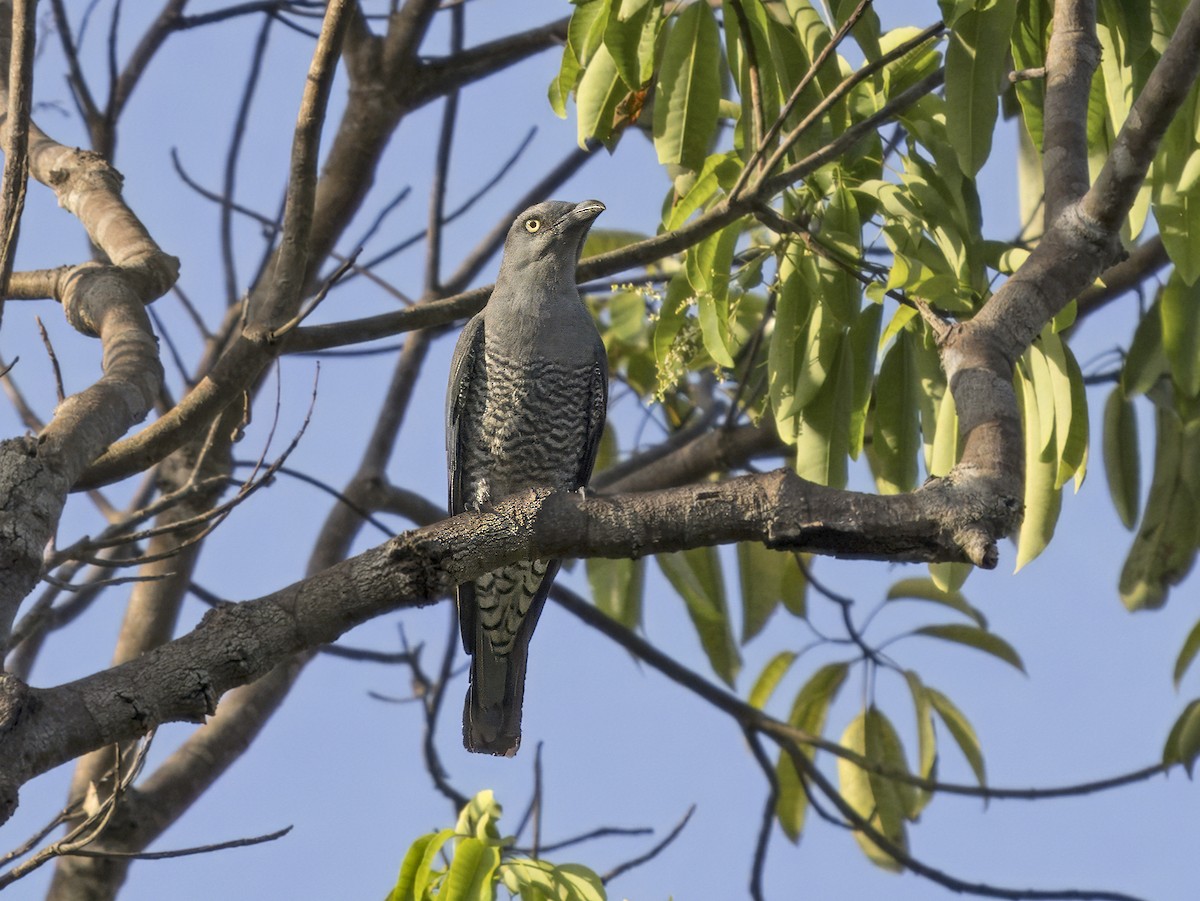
left=1010, top=0, right=1050, bottom=148
left=1102, top=387, right=1141, bottom=529
left=837, top=708, right=907, bottom=870
left=1164, top=699, right=1200, bottom=774
left=925, top=685, right=986, bottom=786
left=848, top=303, right=883, bottom=459
left=657, top=547, right=741, bottom=686
left=775, top=662, right=849, bottom=841
left=1119, top=403, right=1199, bottom=610
left=653, top=1, right=721, bottom=172
left=748, top=651, right=798, bottom=710
left=687, top=223, right=741, bottom=368
left=944, top=0, right=1019, bottom=175
left=653, top=270, right=694, bottom=392
left=1014, top=361, right=1063, bottom=570
left=456, top=790, right=503, bottom=841
left=550, top=0, right=612, bottom=117
left=794, top=332, right=852, bottom=488
left=1123, top=298, right=1169, bottom=397
left=406, top=829, right=457, bottom=901
left=442, top=837, right=500, bottom=901
left=499, top=859, right=606, bottom=901
left=1174, top=618, right=1200, bottom=688
left=1162, top=270, right=1200, bottom=397
left=666, top=151, right=740, bottom=230
left=587, top=557, right=644, bottom=630
left=901, top=670, right=937, bottom=817
left=871, top=330, right=921, bottom=494
left=738, top=542, right=806, bottom=642
left=913, top=624, right=1026, bottom=673
left=386, top=832, right=438, bottom=901
left=1151, top=74, right=1200, bottom=283
left=886, top=577, right=986, bottom=627
left=575, top=44, right=627, bottom=149
left=604, top=0, right=660, bottom=90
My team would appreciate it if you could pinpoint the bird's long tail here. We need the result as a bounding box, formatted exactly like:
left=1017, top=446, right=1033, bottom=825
left=464, top=633, right=529, bottom=757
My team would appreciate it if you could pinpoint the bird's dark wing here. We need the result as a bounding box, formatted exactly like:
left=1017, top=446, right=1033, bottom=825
left=446, top=313, right=485, bottom=653
left=576, top=335, right=610, bottom=488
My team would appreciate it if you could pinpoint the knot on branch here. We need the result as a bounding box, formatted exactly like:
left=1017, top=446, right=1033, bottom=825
left=1056, top=200, right=1125, bottom=266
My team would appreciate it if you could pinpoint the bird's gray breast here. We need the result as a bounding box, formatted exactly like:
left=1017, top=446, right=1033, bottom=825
left=460, top=346, right=594, bottom=508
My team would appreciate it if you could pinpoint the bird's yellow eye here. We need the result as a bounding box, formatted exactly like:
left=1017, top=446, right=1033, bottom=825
left=525, top=218, right=541, bottom=233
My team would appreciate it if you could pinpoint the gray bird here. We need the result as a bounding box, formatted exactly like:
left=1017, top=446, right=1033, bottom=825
left=446, top=199, right=608, bottom=756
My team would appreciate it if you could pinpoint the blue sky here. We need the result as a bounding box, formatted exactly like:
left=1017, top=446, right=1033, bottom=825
left=2, top=3, right=1197, bottom=900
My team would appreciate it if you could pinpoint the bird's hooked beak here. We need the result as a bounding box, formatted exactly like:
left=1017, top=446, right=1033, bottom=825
left=559, top=199, right=605, bottom=230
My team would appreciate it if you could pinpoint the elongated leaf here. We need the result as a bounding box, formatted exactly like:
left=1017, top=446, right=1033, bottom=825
left=1151, top=75, right=1200, bottom=283
left=1164, top=699, right=1200, bottom=773
left=1014, top=362, right=1063, bottom=570
left=658, top=548, right=740, bottom=685
left=925, top=686, right=986, bottom=786
left=1060, top=343, right=1090, bottom=491
left=945, top=0, right=1019, bottom=175
left=442, top=837, right=500, bottom=901
left=886, top=577, right=986, bottom=627
left=848, top=303, right=883, bottom=459
left=795, top=333, right=852, bottom=488
left=604, top=0, right=661, bottom=90
left=688, top=224, right=740, bottom=368
left=653, top=1, right=721, bottom=171
left=550, top=0, right=612, bottom=116
left=738, top=542, right=806, bottom=642
left=913, top=624, right=1026, bottom=673
left=871, top=331, right=921, bottom=494
left=837, top=709, right=907, bottom=870
left=749, top=651, right=798, bottom=710
left=666, top=151, right=740, bottom=230
left=1162, top=270, right=1200, bottom=397
left=1122, top=298, right=1169, bottom=397
left=775, top=662, right=849, bottom=841
left=386, top=832, right=438, bottom=901
left=500, top=859, right=606, bottom=901
left=1174, top=618, right=1200, bottom=688
left=587, top=557, right=644, bottom=630
left=902, top=670, right=937, bottom=817
left=1102, top=387, right=1141, bottom=529
left=575, top=44, right=627, bottom=149
left=1119, top=402, right=1199, bottom=610
left=410, top=829, right=457, bottom=901
left=1010, top=0, right=1050, bottom=148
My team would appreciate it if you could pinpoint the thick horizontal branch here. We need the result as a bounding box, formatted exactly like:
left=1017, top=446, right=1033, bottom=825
left=0, top=467, right=1009, bottom=826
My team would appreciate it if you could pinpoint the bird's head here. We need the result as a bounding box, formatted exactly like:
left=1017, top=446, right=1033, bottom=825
left=497, top=199, right=606, bottom=279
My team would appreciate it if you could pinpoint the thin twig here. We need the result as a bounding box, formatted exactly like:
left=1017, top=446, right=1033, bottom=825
left=601, top=805, right=694, bottom=884
left=63, top=826, right=293, bottom=860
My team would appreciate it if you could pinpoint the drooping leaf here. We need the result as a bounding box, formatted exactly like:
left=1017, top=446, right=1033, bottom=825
left=1163, top=699, right=1200, bottom=775
left=944, top=0, right=1019, bottom=174
left=925, top=685, right=986, bottom=786
left=1174, top=618, right=1200, bottom=688
left=837, top=708, right=908, bottom=870
left=653, top=1, right=722, bottom=172
left=1119, top=402, right=1199, bottom=610
left=749, top=650, right=798, bottom=710
left=1122, top=297, right=1169, bottom=397
left=1161, top=270, right=1200, bottom=397
left=1014, top=361, right=1063, bottom=571
left=738, top=542, right=806, bottom=642
left=886, top=577, right=986, bottom=627
left=657, top=547, right=741, bottom=685
left=871, top=330, right=922, bottom=494
left=901, top=670, right=937, bottom=817
left=575, top=44, right=628, bottom=150
left=442, top=837, right=501, bottom=901
left=587, top=557, right=644, bottom=630
left=1102, top=387, right=1141, bottom=529
left=687, top=223, right=741, bottom=368
left=913, top=624, right=1026, bottom=673
left=775, top=662, right=849, bottom=841
left=795, top=333, right=853, bottom=488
